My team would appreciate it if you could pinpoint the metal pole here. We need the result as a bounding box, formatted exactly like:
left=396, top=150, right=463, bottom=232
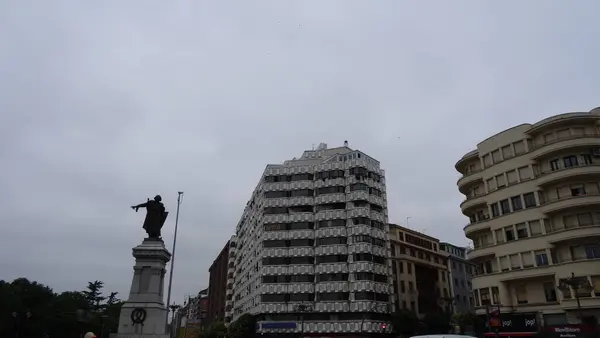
left=166, top=191, right=184, bottom=333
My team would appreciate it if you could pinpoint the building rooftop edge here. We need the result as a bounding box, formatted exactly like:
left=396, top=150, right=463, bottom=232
left=455, top=107, right=600, bottom=168
left=389, top=223, right=439, bottom=242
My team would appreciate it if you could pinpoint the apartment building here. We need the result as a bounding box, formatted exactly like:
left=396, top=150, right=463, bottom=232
left=456, top=107, right=600, bottom=325
left=389, top=224, right=452, bottom=316
left=224, top=235, right=236, bottom=324
left=439, top=242, right=473, bottom=314
left=230, top=142, right=393, bottom=337
left=207, top=241, right=230, bottom=324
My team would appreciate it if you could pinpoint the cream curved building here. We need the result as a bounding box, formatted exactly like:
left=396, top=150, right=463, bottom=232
left=456, top=107, right=600, bottom=325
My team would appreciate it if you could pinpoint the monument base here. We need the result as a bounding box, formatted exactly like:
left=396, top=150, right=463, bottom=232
left=116, top=238, right=172, bottom=338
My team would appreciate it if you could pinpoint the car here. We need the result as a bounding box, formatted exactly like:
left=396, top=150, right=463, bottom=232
left=410, top=335, right=478, bottom=338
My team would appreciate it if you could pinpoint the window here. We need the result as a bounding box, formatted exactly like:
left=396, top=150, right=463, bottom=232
left=523, top=193, right=536, bottom=208
left=592, top=276, right=600, bottom=294
left=289, top=239, right=314, bottom=247
left=491, top=203, right=500, bottom=217
left=484, top=260, right=493, bottom=273
left=502, top=145, right=514, bottom=159
left=410, top=301, right=416, bottom=311
left=261, top=294, right=287, bottom=303
left=550, top=159, right=560, bottom=171
left=583, top=154, right=592, bottom=165
left=500, top=199, right=510, bottom=214
left=408, top=282, right=414, bottom=291
left=535, top=250, right=549, bottom=266
left=585, top=245, right=600, bottom=259
left=400, top=281, right=405, bottom=293
left=514, top=140, right=526, bottom=155
left=505, top=228, right=515, bottom=241
left=511, top=196, right=523, bottom=211
left=496, top=174, right=506, bottom=188
left=516, top=223, right=528, bottom=239
left=317, top=273, right=347, bottom=282
left=543, top=282, right=557, bottom=302
left=519, top=166, right=533, bottom=180
left=563, top=155, right=578, bottom=168
left=487, top=178, right=496, bottom=191
left=317, top=292, right=349, bottom=301
left=399, top=261, right=404, bottom=273
left=491, top=287, right=500, bottom=304
left=529, top=220, right=542, bottom=236
left=480, top=288, right=491, bottom=305
left=407, top=263, right=412, bottom=274
left=571, top=184, right=585, bottom=197
left=577, top=213, right=593, bottom=226
left=290, top=275, right=314, bottom=283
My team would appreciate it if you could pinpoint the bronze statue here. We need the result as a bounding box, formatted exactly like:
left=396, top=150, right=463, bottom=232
left=131, top=195, right=169, bottom=240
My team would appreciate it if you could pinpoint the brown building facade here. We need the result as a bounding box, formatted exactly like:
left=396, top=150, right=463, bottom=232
left=207, top=240, right=230, bottom=323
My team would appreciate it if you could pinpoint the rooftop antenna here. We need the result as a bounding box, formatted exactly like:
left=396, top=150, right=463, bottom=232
left=312, top=144, right=315, bottom=150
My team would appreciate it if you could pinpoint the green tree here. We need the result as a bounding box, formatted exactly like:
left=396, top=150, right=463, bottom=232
left=391, top=309, right=419, bottom=336
left=0, top=278, right=122, bottom=338
left=452, top=312, right=478, bottom=334
left=83, top=280, right=106, bottom=311
left=199, top=321, right=226, bottom=338
left=227, top=313, right=256, bottom=338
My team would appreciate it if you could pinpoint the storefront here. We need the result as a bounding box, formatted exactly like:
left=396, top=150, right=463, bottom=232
left=482, top=312, right=538, bottom=337
left=543, top=324, right=599, bottom=338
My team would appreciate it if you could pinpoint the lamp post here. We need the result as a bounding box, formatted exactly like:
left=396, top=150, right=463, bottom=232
left=293, top=304, right=313, bottom=338
left=557, top=272, right=593, bottom=323
left=169, top=305, right=181, bottom=338
left=166, top=192, right=184, bottom=327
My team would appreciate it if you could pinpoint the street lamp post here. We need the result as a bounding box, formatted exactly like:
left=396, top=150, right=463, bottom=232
left=169, top=305, right=181, bottom=338
left=557, top=272, right=593, bottom=323
left=293, top=304, right=313, bottom=338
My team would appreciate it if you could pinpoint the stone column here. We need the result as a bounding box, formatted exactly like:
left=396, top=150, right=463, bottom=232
left=117, top=239, right=172, bottom=338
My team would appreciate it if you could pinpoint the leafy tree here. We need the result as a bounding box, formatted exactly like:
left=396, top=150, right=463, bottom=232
left=83, top=280, right=106, bottom=311
left=452, top=312, right=479, bottom=334
left=199, top=321, right=227, bottom=338
left=105, top=292, right=120, bottom=307
left=227, top=313, right=256, bottom=338
left=391, top=309, right=419, bottom=336
left=0, top=278, right=122, bottom=338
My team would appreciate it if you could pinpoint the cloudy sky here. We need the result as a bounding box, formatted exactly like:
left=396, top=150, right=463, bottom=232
left=1, top=1, right=599, bottom=304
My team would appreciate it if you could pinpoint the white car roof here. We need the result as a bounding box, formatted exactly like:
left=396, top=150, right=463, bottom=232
left=410, top=335, right=478, bottom=338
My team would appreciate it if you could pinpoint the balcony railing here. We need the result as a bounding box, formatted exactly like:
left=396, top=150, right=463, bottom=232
left=530, top=132, right=599, bottom=151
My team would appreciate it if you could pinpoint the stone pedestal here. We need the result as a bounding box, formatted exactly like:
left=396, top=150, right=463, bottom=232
left=117, top=239, right=172, bottom=338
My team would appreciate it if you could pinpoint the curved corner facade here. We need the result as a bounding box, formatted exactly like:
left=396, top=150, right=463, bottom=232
left=456, top=108, right=600, bottom=324
left=231, top=143, right=393, bottom=336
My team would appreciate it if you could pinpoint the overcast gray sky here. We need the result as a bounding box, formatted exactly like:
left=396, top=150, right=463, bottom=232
left=1, top=1, right=599, bottom=305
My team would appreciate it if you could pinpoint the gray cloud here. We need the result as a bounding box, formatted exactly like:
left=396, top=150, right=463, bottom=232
left=1, top=0, right=599, bottom=304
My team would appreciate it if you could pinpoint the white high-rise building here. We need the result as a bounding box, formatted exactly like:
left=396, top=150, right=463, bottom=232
left=229, top=142, right=393, bottom=336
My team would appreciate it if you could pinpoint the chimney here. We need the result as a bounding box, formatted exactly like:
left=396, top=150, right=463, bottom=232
left=343, top=140, right=349, bottom=147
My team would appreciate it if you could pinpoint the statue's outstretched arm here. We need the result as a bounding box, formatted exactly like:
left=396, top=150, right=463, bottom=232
left=131, top=202, right=149, bottom=211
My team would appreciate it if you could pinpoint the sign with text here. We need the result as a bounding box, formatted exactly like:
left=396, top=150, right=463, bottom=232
left=483, top=313, right=538, bottom=333
left=544, top=325, right=599, bottom=338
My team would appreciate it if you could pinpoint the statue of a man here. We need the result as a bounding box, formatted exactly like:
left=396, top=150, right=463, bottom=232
left=131, top=195, right=169, bottom=240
